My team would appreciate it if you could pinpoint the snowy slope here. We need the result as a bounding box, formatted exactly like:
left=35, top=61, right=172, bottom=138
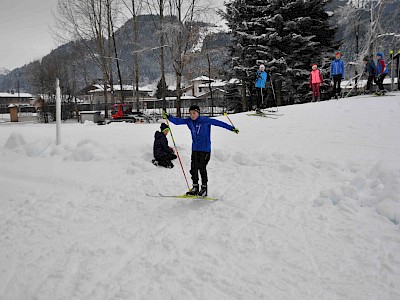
left=0, top=67, right=10, bottom=76
left=1, top=94, right=400, bottom=299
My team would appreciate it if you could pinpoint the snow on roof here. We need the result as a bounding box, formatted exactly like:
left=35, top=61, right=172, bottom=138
left=228, top=78, right=241, bottom=84
left=0, top=92, right=33, bottom=98
left=192, top=76, right=213, bottom=82
left=165, top=95, right=197, bottom=101
left=196, top=88, right=227, bottom=98
left=198, top=80, right=228, bottom=89
left=88, top=84, right=153, bottom=93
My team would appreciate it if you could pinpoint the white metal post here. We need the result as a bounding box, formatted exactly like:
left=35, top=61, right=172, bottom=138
left=56, top=78, right=61, bottom=145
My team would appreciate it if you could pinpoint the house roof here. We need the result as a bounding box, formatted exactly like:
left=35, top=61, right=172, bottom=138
left=196, top=88, right=227, bottom=98
left=87, top=84, right=153, bottom=93
left=192, top=76, right=213, bottom=82
left=165, top=95, right=197, bottom=101
left=198, top=80, right=227, bottom=89
left=0, top=92, right=34, bottom=98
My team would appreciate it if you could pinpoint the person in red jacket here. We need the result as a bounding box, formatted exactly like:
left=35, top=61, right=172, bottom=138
left=309, top=64, right=323, bottom=102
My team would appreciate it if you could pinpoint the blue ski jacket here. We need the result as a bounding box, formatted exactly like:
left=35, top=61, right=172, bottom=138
left=167, top=115, right=234, bottom=153
left=376, top=58, right=388, bottom=75
left=255, top=71, right=268, bottom=88
left=330, top=59, right=345, bottom=79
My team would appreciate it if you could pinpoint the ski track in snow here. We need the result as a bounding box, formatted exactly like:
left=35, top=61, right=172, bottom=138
left=1, top=95, right=400, bottom=299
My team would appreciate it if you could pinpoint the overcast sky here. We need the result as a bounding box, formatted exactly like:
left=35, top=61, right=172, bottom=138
left=0, top=0, right=225, bottom=71
left=0, top=0, right=59, bottom=70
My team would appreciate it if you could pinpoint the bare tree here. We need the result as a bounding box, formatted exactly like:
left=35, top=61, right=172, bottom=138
left=122, top=0, right=143, bottom=110
left=165, top=0, right=205, bottom=117
left=146, top=0, right=168, bottom=110
left=53, top=0, right=123, bottom=117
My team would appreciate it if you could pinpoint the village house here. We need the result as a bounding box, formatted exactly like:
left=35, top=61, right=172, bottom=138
left=0, top=91, right=34, bottom=113
left=78, top=76, right=242, bottom=115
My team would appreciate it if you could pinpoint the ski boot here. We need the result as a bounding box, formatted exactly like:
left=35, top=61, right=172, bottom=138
left=198, top=185, right=207, bottom=197
left=186, top=184, right=199, bottom=196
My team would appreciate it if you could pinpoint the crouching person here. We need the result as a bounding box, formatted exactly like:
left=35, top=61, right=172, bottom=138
left=152, top=123, right=177, bottom=168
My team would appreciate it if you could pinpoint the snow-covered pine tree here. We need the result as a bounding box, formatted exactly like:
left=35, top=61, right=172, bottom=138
left=224, top=81, right=242, bottom=112
left=224, top=0, right=338, bottom=105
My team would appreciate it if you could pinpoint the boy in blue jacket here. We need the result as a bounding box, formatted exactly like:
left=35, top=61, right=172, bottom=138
left=163, top=105, right=239, bottom=196
left=375, top=52, right=388, bottom=93
left=330, top=52, right=345, bottom=98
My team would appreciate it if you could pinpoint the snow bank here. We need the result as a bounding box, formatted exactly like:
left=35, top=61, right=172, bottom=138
left=315, top=161, right=400, bottom=224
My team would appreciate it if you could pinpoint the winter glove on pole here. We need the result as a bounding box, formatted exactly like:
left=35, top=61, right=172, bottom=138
left=162, top=110, right=169, bottom=119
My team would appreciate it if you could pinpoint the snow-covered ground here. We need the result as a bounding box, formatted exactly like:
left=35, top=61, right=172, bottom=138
left=1, top=94, right=400, bottom=299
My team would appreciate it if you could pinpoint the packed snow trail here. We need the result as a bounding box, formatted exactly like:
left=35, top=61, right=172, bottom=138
left=1, top=94, right=400, bottom=299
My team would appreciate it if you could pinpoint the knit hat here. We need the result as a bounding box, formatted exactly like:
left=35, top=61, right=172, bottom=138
left=335, top=52, right=341, bottom=56
left=312, top=64, right=318, bottom=69
left=189, top=105, right=200, bottom=114
left=160, top=123, right=169, bottom=132
left=377, top=52, right=383, bottom=57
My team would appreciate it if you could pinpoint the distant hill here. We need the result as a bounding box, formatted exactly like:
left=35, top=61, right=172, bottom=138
left=0, top=15, right=231, bottom=95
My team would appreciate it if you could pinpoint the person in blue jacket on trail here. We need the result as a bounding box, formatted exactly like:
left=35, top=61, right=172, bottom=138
left=163, top=105, right=239, bottom=197
left=375, top=52, right=388, bottom=93
left=330, top=52, right=345, bottom=98
left=254, top=64, right=268, bottom=112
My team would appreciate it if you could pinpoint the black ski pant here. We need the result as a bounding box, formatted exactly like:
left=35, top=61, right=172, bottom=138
left=332, top=74, right=342, bottom=96
left=375, top=74, right=387, bottom=91
left=366, top=75, right=375, bottom=92
left=255, top=87, right=266, bottom=109
left=190, top=151, right=211, bottom=185
left=157, top=153, right=177, bottom=168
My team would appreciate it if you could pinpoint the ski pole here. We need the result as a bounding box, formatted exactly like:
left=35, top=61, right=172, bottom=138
left=164, top=115, right=191, bottom=191
left=224, top=112, right=235, bottom=127
left=269, top=74, right=278, bottom=112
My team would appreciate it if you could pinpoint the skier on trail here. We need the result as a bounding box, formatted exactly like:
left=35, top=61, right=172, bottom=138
left=163, top=105, right=239, bottom=197
left=254, top=64, right=268, bottom=112
left=309, top=64, right=323, bottom=102
left=363, top=56, right=377, bottom=94
left=375, top=52, right=388, bottom=94
left=152, top=123, right=177, bottom=168
left=330, top=52, right=345, bottom=99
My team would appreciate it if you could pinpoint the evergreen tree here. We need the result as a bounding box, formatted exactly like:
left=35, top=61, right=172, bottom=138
left=224, top=0, right=338, bottom=105
left=155, top=78, right=168, bottom=100
left=224, top=82, right=242, bottom=112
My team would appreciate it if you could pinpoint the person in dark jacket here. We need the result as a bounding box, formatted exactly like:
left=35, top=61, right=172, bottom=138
left=163, top=105, right=239, bottom=197
left=330, top=52, right=345, bottom=98
left=363, top=56, right=377, bottom=93
left=375, top=52, right=388, bottom=93
left=152, top=123, right=177, bottom=168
